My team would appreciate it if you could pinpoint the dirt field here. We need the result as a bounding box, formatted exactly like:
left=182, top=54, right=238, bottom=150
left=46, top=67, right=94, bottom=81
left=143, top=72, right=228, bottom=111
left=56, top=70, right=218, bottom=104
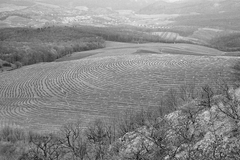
left=0, top=41, right=238, bottom=132
left=57, top=41, right=225, bottom=62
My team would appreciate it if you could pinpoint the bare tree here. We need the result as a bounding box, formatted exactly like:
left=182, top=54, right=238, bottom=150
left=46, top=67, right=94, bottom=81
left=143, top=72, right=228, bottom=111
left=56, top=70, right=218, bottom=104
left=60, top=121, right=89, bottom=160
left=85, top=119, right=117, bottom=160
left=25, top=132, right=65, bottom=160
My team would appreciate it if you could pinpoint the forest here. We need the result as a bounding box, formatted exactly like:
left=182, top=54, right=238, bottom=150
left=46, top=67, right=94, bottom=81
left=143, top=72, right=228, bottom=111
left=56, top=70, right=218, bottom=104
left=0, top=27, right=106, bottom=66
left=210, top=32, right=240, bottom=52
left=0, top=26, right=171, bottom=68
left=1, top=25, right=239, bottom=69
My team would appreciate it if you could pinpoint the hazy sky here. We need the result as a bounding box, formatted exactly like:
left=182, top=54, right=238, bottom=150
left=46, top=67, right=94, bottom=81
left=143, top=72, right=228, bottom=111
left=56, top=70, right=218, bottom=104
left=167, top=0, right=181, bottom=2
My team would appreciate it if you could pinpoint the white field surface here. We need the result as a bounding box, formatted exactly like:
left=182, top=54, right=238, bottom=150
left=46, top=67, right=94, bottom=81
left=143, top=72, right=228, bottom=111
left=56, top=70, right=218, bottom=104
left=0, top=42, right=238, bottom=132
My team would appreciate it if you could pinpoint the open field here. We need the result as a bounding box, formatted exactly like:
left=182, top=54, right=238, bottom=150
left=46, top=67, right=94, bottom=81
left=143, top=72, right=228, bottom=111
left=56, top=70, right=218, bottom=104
left=0, top=42, right=238, bottom=132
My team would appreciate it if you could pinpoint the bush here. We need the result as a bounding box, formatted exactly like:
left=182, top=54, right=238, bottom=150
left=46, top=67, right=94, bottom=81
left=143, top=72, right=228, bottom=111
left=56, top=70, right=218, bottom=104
left=14, top=61, right=22, bottom=69
left=27, top=132, right=65, bottom=160
left=0, top=143, right=17, bottom=160
left=210, top=33, right=240, bottom=51
left=60, top=121, right=88, bottom=160
left=231, top=61, right=240, bottom=86
left=85, top=120, right=115, bottom=160
left=0, top=127, right=25, bottom=143
left=2, top=63, right=11, bottom=67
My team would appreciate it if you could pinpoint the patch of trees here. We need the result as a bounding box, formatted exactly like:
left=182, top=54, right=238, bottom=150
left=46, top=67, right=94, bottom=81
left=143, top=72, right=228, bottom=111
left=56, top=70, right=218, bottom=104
left=0, top=25, right=191, bottom=67
left=0, top=27, right=106, bottom=66
left=0, top=14, right=31, bottom=21
left=210, top=33, right=240, bottom=52
left=231, top=61, right=240, bottom=87
left=2, top=25, right=239, bottom=68
left=174, top=13, right=240, bottom=31
left=74, top=25, right=167, bottom=43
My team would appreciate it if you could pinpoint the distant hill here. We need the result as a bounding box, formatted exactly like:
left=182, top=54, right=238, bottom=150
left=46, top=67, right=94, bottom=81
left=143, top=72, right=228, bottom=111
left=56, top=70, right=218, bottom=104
left=138, top=0, right=240, bottom=15
left=0, top=0, right=35, bottom=6
left=35, top=0, right=159, bottom=10
left=0, top=0, right=160, bottom=11
left=0, top=0, right=162, bottom=11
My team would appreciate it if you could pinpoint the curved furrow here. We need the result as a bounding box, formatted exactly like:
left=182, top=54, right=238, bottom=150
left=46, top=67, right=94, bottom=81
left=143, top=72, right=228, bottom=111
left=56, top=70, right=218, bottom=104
left=0, top=53, right=237, bottom=131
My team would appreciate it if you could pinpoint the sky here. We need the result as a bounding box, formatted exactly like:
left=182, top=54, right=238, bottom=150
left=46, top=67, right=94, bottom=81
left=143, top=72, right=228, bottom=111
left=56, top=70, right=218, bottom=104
left=166, top=0, right=181, bottom=2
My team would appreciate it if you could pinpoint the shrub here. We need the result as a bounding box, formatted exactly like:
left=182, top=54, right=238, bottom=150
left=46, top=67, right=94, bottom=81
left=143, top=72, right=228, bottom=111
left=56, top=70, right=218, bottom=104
left=231, top=61, right=240, bottom=86
left=0, top=127, right=25, bottom=143
left=2, top=63, right=11, bottom=67
left=0, top=143, right=17, bottom=160
left=14, top=61, right=22, bottom=69
left=85, top=120, right=114, bottom=160
left=60, top=121, right=89, bottom=160
left=27, top=132, right=65, bottom=160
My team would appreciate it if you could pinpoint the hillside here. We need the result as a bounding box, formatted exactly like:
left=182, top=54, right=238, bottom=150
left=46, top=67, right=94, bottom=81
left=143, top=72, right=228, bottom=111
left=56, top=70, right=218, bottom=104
left=138, top=0, right=240, bottom=15
left=0, top=3, right=127, bottom=28
left=0, top=27, right=106, bottom=66
left=37, top=0, right=159, bottom=10
left=0, top=42, right=237, bottom=131
left=0, top=0, right=159, bottom=11
left=137, top=0, right=240, bottom=41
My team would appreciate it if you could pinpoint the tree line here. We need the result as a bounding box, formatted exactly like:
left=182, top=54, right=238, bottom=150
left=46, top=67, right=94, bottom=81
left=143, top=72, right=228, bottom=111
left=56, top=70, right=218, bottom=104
left=1, top=25, right=239, bottom=68
left=210, top=32, right=240, bottom=52
left=0, top=26, right=181, bottom=68
left=0, top=27, right=106, bottom=66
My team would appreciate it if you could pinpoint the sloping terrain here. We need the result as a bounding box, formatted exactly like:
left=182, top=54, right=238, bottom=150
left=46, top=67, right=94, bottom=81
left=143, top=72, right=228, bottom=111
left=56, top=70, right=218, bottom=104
left=0, top=4, right=127, bottom=27
left=36, top=0, right=159, bottom=10
left=138, top=0, right=240, bottom=31
left=138, top=0, right=240, bottom=15
left=56, top=42, right=225, bottom=62
left=0, top=0, right=159, bottom=11
left=0, top=42, right=237, bottom=131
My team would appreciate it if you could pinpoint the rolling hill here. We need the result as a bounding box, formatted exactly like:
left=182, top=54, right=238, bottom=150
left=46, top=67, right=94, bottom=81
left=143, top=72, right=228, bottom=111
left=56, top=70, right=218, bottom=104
left=36, top=0, right=159, bottom=10
left=0, top=0, right=160, bottom=11
left=138, top=0, right=240, bottom=32
left=0, top=42, right=237, bottom=131
left=138, top=0, right=240, bottom=15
